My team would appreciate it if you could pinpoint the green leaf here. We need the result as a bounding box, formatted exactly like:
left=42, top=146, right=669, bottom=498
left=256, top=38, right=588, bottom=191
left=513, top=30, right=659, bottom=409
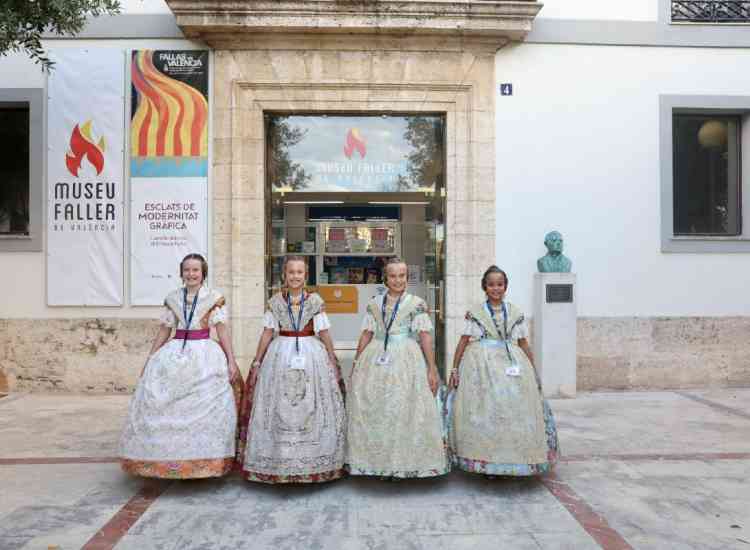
left=0, top=0, right=122, bottom=71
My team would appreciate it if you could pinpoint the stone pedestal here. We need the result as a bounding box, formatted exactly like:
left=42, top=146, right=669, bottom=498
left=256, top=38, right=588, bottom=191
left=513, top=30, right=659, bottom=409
left=533, top=273, right=577, bottom=398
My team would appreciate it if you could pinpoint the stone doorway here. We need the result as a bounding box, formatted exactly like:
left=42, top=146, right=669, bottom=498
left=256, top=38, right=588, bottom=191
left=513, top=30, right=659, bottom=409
left=165, top=0, right=543, bottom=370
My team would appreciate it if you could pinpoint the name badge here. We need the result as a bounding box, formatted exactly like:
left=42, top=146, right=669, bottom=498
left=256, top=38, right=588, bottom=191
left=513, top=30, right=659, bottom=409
left=289, top=354, right=306, bottom=370
left=505, top=364, right=520, bottom=377
left=375, top=353, right=393, bottom=367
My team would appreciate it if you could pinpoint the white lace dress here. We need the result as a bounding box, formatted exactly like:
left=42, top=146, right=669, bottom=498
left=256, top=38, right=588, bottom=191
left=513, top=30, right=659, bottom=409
left=240, top=292, right=346, bottom=483
left=119, top=286, right=240, bottom=478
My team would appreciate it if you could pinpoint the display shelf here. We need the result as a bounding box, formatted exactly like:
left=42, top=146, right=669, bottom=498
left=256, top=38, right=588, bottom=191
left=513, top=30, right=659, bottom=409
left=271, top=253, right=317, bottom=257
left=266, top=219, right=448, bottom=291
left=321, top=221, right=399, bottom=256
left=270, top=220, right=402, bottom=289
left=322, top=252, right=398, bottom=257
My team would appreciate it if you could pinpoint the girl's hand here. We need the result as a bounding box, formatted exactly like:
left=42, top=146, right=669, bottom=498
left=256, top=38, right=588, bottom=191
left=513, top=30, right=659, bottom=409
left=532, top=366, right=543, bottom=392
left=348, top=357, right=359, bottom=386
left=228, top=360, right=241, bottom=384
left=449, top=369, right=459, bottom=389
left=328, top=353, right=342, bottom=382
left=248, top=361, right=260, bottom=388
left=427, top=366, right=440, bottom=396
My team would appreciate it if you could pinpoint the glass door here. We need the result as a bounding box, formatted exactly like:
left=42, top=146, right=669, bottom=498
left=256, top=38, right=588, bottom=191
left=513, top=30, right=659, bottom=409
left=264, top=113, right=447, bottom=374
left=424, top=219, right=446, bottom=377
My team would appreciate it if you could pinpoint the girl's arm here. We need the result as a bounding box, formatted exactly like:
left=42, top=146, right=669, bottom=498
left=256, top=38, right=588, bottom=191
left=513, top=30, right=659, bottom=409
left=353, top=330, right=373, bottom=366
left=252, top=328, right=274, bottom=364
left=418, top=331, right=440, bottom=396
left=518, top=337, right=542, bottom=390
left=317, top=329, right=342, bottom=382
left=140, top=325, right=172, bottom=376
left=248, top=328, right=274, bottom=386
left=215, top=322, right=241, bottom=383
left=449, top=335, right=471, bottom=388
left=518, top=337, right=534, bottom=366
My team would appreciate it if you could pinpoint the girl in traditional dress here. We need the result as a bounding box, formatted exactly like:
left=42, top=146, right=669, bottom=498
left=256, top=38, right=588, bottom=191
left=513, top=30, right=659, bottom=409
left=448, top=265, right=559, bottom=476
left=119, top=253, right=243, bottom=479
left=346, top=258, right=449, bottom=478
left=238, top=256, right=346, bottom=483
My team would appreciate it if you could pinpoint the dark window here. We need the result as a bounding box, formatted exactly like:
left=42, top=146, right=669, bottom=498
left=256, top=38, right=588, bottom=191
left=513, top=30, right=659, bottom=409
left=672, top=1, right=750, bottom=23
left=673, top=114, right=741, bottom=236
left=0, top=105, right=30, bottom=235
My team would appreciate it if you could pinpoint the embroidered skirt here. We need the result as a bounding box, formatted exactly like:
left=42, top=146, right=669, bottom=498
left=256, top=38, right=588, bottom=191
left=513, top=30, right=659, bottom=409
left=119, top=338, right=241, bottom=479
left=448, top=339, right=558, bottom=476
left=238, top=335, right=346, bottom=483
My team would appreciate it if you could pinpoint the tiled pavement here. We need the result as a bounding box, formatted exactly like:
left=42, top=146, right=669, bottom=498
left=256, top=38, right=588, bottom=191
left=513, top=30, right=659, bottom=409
left=1, top=389, right=749, bottom=550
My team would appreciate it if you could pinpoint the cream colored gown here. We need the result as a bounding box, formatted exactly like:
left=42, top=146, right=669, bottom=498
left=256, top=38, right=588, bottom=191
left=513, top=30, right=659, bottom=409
left=346, top=293, right=449, bottom=478
left=448, top=301, right=559, bottom=475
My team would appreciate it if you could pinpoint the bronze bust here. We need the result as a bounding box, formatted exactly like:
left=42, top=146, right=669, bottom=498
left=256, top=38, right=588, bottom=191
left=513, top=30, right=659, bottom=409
left=537, top=231, right=572, bottom=273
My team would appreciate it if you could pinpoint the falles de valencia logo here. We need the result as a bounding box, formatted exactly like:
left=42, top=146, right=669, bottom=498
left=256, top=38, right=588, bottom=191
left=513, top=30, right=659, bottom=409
left=344, top=128, right=366, bottom=159
left=65, top=120, right=106, bottom=176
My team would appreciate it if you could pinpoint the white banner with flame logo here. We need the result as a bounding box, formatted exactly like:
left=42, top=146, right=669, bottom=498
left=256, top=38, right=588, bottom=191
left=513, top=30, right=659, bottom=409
left=47, top=49, right=125, bottom=305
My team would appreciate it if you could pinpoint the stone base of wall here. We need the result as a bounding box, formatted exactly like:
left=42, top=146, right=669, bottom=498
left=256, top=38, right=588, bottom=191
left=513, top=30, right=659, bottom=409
left=577, top=316, right=750, bottom=391
left=0, top=319, right=157, bottom=393
left=1, top=317, right=748, bottom=393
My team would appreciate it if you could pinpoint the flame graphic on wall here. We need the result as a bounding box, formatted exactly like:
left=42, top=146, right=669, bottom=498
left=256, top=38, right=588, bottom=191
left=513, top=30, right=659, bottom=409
left=65, top=121, right=106, bottom=177
left=130, top=50, right=208, bottom=158
left=344, top=128, right=366, bottom=159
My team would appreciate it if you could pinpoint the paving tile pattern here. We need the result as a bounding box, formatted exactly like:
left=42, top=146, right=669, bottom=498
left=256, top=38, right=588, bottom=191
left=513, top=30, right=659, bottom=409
left=1, top=390, right=749, bottom=550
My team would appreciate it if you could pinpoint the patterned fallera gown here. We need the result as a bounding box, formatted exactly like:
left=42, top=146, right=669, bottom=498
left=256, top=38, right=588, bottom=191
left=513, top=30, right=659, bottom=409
left=346, top=293, right=449, bottom=478
left=448, top=301, right=559, bottom=475
left=238, top=291, right=346, bottom=483
left=119, top=286, right=242, bottom=478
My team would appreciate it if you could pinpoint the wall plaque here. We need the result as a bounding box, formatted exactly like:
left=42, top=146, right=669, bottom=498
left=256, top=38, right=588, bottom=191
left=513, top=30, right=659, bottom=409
left=546, top=284, right=573, bottom=303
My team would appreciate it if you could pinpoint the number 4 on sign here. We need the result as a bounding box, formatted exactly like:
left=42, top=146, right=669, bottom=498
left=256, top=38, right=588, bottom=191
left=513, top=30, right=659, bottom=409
left=500, top=83, right=513, bottom=96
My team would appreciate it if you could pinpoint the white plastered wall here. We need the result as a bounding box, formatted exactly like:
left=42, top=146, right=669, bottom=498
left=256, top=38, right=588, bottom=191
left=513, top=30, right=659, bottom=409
left=495, top=43, right=750, bottom=318
left=0, top=36, right=204, bottom=319
left=120, top=0, right=172, bottom=13
left=537, top=0, right=658, bottom=22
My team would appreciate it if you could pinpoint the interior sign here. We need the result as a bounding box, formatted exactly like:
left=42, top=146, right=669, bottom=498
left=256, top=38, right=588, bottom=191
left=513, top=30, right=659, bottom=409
left=500, top=83, right=513, bottom=96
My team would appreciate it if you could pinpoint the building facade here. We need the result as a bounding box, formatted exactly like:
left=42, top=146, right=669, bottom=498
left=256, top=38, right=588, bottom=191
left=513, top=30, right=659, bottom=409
left=1, top=0, right=748, bottom=393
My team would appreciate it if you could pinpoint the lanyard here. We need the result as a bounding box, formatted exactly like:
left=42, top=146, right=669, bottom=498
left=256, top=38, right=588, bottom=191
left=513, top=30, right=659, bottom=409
left=287, top=291, right=305, bottom=354
left=381, top=293, right=402, bottom=352
left=486, top=300, right=513, bottom=363
left=182, top=287, right=200, bottom=350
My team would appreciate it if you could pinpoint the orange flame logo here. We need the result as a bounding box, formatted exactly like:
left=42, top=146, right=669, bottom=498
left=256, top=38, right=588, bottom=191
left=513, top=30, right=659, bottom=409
left=344, top=128, right=366, bottom=159
left=65, top=120, right=106, bottom=177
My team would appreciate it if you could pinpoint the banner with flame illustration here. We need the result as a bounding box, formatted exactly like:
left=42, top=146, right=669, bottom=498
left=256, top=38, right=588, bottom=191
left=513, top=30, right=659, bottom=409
left=47, top=49, right=125, bottom=306
left=130, top=50, right=209, bottom=304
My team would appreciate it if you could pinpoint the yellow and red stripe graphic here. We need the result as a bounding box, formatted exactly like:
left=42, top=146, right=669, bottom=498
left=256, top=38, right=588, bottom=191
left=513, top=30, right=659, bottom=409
left=130, top=50, right=207, bottom=158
